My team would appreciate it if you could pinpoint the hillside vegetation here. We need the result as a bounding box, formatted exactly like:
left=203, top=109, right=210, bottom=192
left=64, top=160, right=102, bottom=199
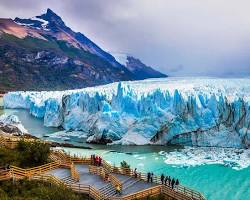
left=0, top=140, right=50, bottom=168
left=0, top=179, right=89, bottom=200
left=0, top=33, right=130, bottom=91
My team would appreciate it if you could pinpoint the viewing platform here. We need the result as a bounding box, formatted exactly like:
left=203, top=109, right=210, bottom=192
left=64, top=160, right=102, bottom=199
left=0, top=134, right=206, bottom=200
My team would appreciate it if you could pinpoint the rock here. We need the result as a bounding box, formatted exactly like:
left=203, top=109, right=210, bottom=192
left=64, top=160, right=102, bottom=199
left=0, top=114, right=28, bottom=135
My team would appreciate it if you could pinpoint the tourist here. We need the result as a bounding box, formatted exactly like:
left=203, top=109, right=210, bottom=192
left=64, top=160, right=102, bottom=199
left=164, top=176, right=168, bottom=185
left=147, top=172, right=151, bottom=182
left=150, top=172, right=154, bottom=183
left=115, top=185, right=121, bottom=195
left=176, top=179, right=179, bottom=190
left=96, top=156, right=99, bottom=166
left=92, top=154, right=95, bottom=165
left=92, top=154, right=96, bottom=165
left=134, top=168, right=138, bottom=178
left=138, top=172, right=141, bottom=179
left=168, top=176, right=171, bottom=186
left=171, top=178, right=175, bottom=189
left=161, top=174, right=165, bottom=184
left=99, top=157, right=102, bottom=166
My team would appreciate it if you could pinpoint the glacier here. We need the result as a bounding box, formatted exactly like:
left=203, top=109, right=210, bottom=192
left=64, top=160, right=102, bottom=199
left=3, top=77, right=250, bottom=148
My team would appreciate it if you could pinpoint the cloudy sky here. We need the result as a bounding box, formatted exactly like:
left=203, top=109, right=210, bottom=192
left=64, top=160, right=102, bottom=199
left=1, top=0, right=250, bottom=76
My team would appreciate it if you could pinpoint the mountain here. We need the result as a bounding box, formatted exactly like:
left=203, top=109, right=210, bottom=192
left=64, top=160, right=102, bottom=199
left=0, top=9, right=166, bottom=92
left=112, top=53, right=167, bottom=79
left=14, top=9, right=122, bottom=68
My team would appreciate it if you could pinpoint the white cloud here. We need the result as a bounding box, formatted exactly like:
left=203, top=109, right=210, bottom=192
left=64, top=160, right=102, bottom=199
left=0, top=0, right=250, bottom=76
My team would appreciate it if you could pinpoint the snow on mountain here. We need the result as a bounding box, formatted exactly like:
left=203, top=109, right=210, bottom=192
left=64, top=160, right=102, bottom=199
left=0, top=9, right=135, bottom=91
left=14, top=9, right=124, bottom=69
left=3, top=77, right=250, bottom=148
left=111, top=52, right=167, bottom=79
left=111, top=52, right=129, bottom=66
left=15, top=16, right=49, bottom=31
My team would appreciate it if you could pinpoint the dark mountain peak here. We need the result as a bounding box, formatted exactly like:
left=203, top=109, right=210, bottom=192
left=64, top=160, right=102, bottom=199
left=14, top=8, right=66, bottom=32
left=12, top=9, right=124, bottom=69
left=40, top=8, right=63, bottom=24
left=46, top=8, right=56, bottom=15
left=127, top=56, right=144, bottom=68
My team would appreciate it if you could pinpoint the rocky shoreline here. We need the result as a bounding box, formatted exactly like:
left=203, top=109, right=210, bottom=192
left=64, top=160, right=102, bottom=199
left=0, top=113, right=91, bottom=149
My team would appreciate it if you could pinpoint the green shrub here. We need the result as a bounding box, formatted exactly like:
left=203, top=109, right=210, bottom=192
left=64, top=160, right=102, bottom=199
left=120, top=160, right=130, bottom=168
left=0, top=140, right=50, bottom=168
left=0, top=179, right=89, bottom=200
left=0, top=188, right=8, bottom=200
left=17, top=140, right=50, bottom=168
left=0, top=147, right=20, bottom=167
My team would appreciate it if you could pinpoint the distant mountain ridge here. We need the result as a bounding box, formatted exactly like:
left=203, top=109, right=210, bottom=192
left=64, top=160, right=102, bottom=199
left=14, top=9, right=122, bottom=68
left=111, top=52, right=167, bottom=79
left=0, top=9, right=167, bottom=91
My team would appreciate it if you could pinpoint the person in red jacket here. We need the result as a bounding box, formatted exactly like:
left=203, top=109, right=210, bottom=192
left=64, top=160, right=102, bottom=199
left=99, top=157, right=102, bottom=166
left=96, top=156, right=99, bottom=166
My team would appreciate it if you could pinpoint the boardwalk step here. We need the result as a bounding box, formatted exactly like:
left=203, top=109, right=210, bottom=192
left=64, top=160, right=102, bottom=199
left=122, top=176, right=134, bottom=184
left=122, top=179, right=141, bottom=191
left=61, top=176, right=77, bottom=184
left=99, top=183, right=116, bottom=197
left=102, top=186, right=115, bottom=195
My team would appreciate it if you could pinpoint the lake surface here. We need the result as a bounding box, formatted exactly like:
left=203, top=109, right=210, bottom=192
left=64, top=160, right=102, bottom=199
left=0, top=102, right=249, bottom=200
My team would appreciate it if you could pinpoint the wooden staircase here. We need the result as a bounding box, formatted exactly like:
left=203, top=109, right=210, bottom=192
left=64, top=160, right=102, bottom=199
left=61, top=176, right=78, bottom=185
left=0, top=134, right=206, bottom=200
left=99, top=182, right=116, bottom=199
left=122, top=177, right=141, bottom=191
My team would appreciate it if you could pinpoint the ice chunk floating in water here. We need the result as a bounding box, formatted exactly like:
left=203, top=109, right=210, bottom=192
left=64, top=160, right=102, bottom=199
left=162, top=147, right=250, bottom=170
left=3, top=77, right=250, bottom=148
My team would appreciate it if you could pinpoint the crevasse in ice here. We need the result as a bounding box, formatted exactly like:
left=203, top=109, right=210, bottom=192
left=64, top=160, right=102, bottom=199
left=3, top=77, right=250, bottom=147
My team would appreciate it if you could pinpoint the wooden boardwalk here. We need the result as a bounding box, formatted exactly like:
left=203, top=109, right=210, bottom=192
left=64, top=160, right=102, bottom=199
left=0, top=134, right=206, bottom=200
left=44, top=164, right=157, bottom=198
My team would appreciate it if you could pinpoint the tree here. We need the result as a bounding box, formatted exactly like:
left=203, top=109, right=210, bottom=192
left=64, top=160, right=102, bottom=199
left=17, top=140, right=50, bottom=168
left=120, top=160, right=130, bottom=168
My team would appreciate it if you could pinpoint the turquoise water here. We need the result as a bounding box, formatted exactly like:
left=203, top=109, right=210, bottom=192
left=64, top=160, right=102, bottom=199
left=1, top=106, right=249, bottom=200
left=63, top=148, right=250, bottom=200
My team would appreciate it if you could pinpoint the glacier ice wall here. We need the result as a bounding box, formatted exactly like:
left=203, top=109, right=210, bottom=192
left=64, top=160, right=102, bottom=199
left=3, top=77, right=250, bottom=148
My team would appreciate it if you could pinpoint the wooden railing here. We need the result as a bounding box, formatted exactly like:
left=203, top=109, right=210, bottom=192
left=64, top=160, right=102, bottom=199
left=0, top=134, right=206, bottom=200
left=10, top=161, right=61, bottom=178
left=0, top=136, right=39, bottom=149
left=121, top=185, right=163, bottom=200
left=137, top=172, right=205, bottom=200
left=52, top=149, right=72, bottom=162
left=33, top=174, right=104, bottom=200
left=70, top=163, right=80, bottom=182
left=102, top=159, right=113, bottom=172
left=56, top=151, right=205, bottom=200
left=0, top=169, right=11, bottom=181
left=69, top=156, right=91, bottom=165
left=32, top=174, right=66, bottom=186
left=112, top=167, right=134, bottom=176
left=0, top=136, right=20, bottom=149
left=68, top=183, right=104, bottom=200
left=162, top=185, right=206, bottom=200
left=89, top=165, right=106, bottom=179
left=109, top=173, right=123, bottom=190
left=105, top=165, right=205, bottom=200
